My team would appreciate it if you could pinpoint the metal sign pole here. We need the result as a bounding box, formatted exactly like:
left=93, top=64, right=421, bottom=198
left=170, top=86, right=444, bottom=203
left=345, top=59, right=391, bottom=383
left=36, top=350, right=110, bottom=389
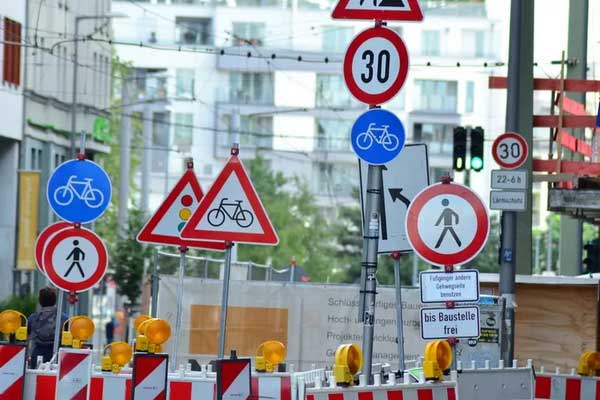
left=151, top=249, right=159, bottom=318
left=391, top=252, right=405, bottom=371
left=218, top=242, right=234, bottom=359
left=52, top=290, right=65, bottom=356
left=171, top=245, right=188, bottom=371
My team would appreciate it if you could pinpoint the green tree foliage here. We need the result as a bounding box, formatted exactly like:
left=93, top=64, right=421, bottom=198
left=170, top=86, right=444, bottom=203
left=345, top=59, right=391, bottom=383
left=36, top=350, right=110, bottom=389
left=237, top=156, right=338, bottom=282
left=0, top=296, right=38, bottom=316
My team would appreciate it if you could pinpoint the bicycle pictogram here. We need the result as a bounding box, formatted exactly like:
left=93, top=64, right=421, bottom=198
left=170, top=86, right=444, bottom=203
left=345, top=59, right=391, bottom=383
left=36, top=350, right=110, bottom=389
left=53, top=175, right=105, bottom=208
left=207, top=198, right=254, bottom=228
left=355, top=123, right=400, bottom=152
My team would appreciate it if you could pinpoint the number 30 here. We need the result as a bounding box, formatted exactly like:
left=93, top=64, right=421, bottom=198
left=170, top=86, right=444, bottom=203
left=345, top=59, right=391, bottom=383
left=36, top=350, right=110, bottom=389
left=361, top=49, right=391, bottom=84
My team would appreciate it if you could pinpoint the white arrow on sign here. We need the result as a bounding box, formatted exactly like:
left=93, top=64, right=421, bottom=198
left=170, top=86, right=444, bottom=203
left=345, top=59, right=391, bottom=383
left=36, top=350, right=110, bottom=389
left=359, top=144, right=430, bottom=254
left=420, top=306, right=480, bottom=340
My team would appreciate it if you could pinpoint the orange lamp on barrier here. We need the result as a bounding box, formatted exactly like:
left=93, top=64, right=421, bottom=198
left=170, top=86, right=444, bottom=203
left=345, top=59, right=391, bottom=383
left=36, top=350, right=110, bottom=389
left=136, top=318, right=171, bottom=353
left=102, top=341, right=133, bottom=373
left=62, top=316, right=95, bottom=349
left=576, top=351, right=600, bottom=376
left=423, top=340, right=452, bottom=381
left=0, top=310, right=28, bottom=341
left=333, top=344, right=363, bottom=386
left=255, top=340, right=286, bottom=372
left=134, top=314, right=151, bottom=332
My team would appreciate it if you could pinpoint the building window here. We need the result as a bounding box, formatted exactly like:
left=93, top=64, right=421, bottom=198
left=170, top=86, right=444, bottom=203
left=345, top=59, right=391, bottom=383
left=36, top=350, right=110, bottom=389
left=316, top=74, right=353, bottom=108
left=229, top=72, right=274, bottom=105
left=414, top=80, right=457, bottom=112
left=315, top=119, right=352, bottom=152
left=421, top=30, right=440, bottom=57
left=462, top=30, right=485, bottom=57
left=387, top=90, right=405, bottom=110
left=174, top=113, right=193, bottom=149
left=298, top=0, right=333, bottom=10
left=223, top=113, right=273, bottom=148
left=3, top=17, right=22, bottom=86
left=315, top=163, right=356, bottom=197
left=388, top=26, right=403, bottom=38
left=175, top=17, right=212, bottom=46
left=322, top=26, right=353, bottom=53
left=413, top=123, right=453, bottom=156
left=465, top=81, right=474, bottom=113
left=232, top=22, right=265, bottom=46
left=152, top=112, right=170, bottom=172
left=176, top=69, right=194, bottom=98
left=172, top=0, right=207, bottom=4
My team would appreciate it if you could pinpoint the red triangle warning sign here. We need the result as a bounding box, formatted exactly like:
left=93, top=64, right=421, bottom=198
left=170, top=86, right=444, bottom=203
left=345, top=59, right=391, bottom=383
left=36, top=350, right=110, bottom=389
left=180, top=155, right=278, bottom=245
left=137, top=168, right=226, bottom=251
left=332, top=0, right=423, bottom=21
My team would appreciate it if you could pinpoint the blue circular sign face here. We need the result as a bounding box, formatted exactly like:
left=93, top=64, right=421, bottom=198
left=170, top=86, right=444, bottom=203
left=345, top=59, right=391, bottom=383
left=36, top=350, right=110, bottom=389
left=351, top=109, right=405, bottom=165
left=47, top=159, right=112, bottom=224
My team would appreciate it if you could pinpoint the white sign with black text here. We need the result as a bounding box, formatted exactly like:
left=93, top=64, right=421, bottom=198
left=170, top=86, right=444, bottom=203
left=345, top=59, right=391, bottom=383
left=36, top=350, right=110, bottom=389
left=420, top=306, right=480, bottom=340
left=490, top=170, right=527, bottom=190
left=420, top=270, right=480, bottom=303
left=490, top=190, right=527, bottom=211
left=359, top=144, right=429, bottom=253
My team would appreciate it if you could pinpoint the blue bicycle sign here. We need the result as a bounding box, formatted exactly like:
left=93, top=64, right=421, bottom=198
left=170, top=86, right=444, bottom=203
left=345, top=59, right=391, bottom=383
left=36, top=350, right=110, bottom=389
left=351, top=109, right=405, bottom=164
left=47, top=159, right=112, bottom=223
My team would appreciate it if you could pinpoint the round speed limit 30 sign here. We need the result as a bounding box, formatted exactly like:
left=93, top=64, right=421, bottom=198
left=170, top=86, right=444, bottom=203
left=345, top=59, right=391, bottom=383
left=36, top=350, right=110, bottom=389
left=492, top=132, right=528, bottom=169
left=344, top=27, right=409, bottom=105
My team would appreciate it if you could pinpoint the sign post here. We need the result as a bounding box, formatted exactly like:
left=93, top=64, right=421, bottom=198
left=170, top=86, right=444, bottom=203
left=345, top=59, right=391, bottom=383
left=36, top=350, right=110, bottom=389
left=390, top=252, right=405, bottom=371
left=180, top=144, right=279, bottom=359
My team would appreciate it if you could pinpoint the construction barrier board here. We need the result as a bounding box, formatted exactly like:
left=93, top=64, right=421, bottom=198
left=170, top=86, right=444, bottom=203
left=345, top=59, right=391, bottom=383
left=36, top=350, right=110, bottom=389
left=131, top=353, right=168, bottom=400
left=0, top=344, right=26, bottom=400
left=217, top=358, right=251, bottom=400
left=56, top=348, right=92, bottom=400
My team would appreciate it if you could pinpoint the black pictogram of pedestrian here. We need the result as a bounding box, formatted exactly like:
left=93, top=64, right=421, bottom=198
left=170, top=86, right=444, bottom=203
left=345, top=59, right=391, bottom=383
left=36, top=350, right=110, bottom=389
left=434, top=198, right=462, bottom=248
left=65, top=240, right=86, bottom=278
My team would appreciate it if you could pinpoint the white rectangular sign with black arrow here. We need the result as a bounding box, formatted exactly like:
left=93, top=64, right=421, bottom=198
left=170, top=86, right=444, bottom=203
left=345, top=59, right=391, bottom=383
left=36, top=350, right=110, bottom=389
left=359, top=144, right=430, bottom=254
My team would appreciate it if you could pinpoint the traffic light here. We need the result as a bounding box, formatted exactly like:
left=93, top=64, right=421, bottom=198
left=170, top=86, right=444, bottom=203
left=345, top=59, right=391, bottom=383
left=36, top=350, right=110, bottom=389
left=452, top=126, right=467, bottom=171
left=470, top=126, right=484, bottom=172
left=583, top=239, right=600, bottom=273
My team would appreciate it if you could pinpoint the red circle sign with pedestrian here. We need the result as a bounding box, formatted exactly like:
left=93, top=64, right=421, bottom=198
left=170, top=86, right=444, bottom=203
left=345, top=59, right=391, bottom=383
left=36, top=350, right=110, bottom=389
left=406, top=182, right=489, bottom=266
left=343, top=27, right=409, bottom=105
left=492, top=132, right=528, bottom=169
left=42, top=226, right=108, bottom=292
left=34, top=222, right=72, bottom=274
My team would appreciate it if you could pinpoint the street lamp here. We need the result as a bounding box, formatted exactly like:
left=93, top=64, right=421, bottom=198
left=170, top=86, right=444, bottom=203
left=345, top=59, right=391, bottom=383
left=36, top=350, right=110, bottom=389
left=70, top=13, right=128, bottom=156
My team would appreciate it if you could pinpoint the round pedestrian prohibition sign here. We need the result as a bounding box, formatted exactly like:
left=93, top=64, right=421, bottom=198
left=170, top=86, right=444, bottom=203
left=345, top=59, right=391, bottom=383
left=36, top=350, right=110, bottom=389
left=43, top=227, right=108, bottom=292
left=405, top=183, right=489, bottom=266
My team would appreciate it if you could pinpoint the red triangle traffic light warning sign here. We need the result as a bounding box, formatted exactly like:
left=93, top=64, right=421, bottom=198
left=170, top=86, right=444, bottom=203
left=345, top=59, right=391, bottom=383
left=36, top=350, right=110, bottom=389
left=332, top=0, right=423, bottom=21
left=137, top=168, right=226, bottom=250
left=180, top=155, right=278, bottom=245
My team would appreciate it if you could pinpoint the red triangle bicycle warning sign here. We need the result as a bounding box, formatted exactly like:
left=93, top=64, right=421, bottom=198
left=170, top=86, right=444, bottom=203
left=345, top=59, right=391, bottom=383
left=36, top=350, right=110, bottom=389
left=332, top=0, right=423, bottom=21
left=180, top=155, right=278, bottom=246
left=137, top=168, right=226, bottom=251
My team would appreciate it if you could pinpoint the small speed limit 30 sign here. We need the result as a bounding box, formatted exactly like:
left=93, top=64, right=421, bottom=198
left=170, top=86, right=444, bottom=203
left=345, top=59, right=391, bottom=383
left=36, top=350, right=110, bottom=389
left=344, top=27, right=409, bottom=105
left=492, top=132, right=528, bottom=169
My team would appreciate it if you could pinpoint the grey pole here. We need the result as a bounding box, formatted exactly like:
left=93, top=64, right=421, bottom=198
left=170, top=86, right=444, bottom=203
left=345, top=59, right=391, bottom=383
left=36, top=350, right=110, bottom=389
left=391, top=253, right=405, bottom=371
left=151, top=249, right=159, bottom=317
left=141, top=104, right=152, bottom=212
left=218, top=244, right=234, bottom=358
left=118, top=72, right=131, bottom=232
left=500, top=0, right=534, bottom=363
left=546, top=220, right=553, bottom=273
left=534, top=235, right=541, bottom=274
left=360, top=162, right=382, bottom=382
left=69, top=18, right=80, bottom=157
left=171, top=246, right=187, bottom=371
left=52, top=290, right=65, bottom=356
left=411, top=254, right=418, bottom=286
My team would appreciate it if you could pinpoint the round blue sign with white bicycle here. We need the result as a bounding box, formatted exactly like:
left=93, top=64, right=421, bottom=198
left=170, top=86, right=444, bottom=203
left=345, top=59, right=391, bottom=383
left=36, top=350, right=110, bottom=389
left=350, top=109, right=405, bottom=165
left=47, top=159, right=112, bottom=224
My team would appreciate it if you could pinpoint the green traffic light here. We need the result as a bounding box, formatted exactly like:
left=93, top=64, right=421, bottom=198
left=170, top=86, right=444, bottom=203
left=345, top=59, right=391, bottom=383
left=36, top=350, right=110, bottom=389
left=470, top=156, right=483, bottom=171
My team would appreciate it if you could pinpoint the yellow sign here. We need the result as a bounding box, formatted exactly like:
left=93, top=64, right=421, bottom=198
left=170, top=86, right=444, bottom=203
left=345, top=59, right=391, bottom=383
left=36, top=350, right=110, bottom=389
left=16, top=171, right=40, bottom=270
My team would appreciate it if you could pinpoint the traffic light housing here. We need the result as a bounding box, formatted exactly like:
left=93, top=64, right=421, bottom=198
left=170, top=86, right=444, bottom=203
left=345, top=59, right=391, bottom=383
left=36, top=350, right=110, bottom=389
left=470, top=126, right=484, bottom=171
left=452, top=126, right=467, bottom=171
left=583, top=239, right=600, bottom=274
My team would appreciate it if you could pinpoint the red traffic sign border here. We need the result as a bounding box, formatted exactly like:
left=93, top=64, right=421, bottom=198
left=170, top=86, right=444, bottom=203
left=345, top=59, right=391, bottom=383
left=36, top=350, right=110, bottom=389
left=492, top=132, right=528, bottom=170
left=406, top=183, right=489, bottom=266
left=332, top=0, right=423, bottom=21
left=35, top=221, right=72, bottom=274
left=43, top=227, right=107, bottom=292
left=344, top=27, right=409, bottom=105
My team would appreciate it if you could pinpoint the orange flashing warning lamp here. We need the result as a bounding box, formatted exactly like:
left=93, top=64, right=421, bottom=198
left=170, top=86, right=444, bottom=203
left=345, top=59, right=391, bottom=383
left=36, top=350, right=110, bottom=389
left=137, top=318, right=171, bottom=353
left=576, top=351, right=600, bottom=377
left=255, top=340, right=286, bottom=373
left=423, top=340, right=452, bottom=381
left=102, top=341, right=133, bottom=373
left=0, top=310, right=28, bottom=341
left=333, top=344, right=363, bottom=386
left=62, top=316, right=95, bottom=349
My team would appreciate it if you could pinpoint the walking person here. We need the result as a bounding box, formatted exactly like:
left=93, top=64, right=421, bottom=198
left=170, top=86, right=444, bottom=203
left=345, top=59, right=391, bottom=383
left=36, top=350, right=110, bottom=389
left=28, top=287, right=64, bottom=368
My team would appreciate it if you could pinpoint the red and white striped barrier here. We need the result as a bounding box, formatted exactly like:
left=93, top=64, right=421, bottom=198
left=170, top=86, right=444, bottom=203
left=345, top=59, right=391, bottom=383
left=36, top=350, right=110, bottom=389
left=535, top=371, right=600, bottom=400
left=0, top=344, right=27, bottom=399
left=305, top=382, right=457, bottom=400
left=131, top=353, right=168, bottom=399
left=253, top=375, right=292, bottom=400
left=56, top=349, right=92, bottom=400
left=90, top=374, right=131, bottom=400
